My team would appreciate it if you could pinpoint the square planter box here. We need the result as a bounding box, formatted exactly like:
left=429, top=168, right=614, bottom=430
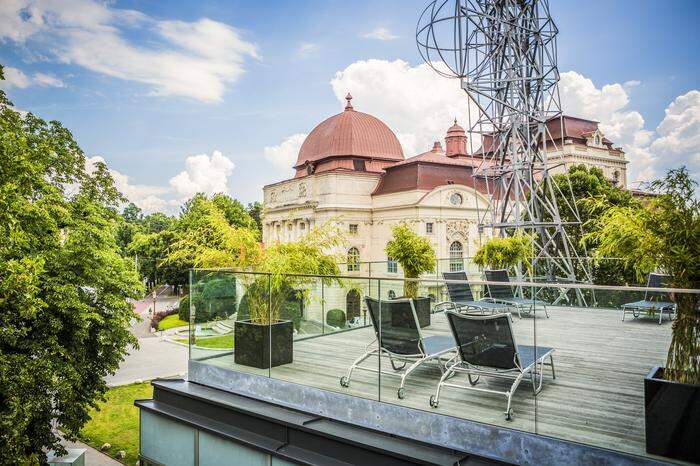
left=393, top=296, right=431, bottom=328
left=644, top=366, right=700, bottom=463
left=234, top=320, right=293, bottom=369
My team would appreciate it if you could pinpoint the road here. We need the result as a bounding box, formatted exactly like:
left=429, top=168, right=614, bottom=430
left=106, top=286, right=188, bottom=386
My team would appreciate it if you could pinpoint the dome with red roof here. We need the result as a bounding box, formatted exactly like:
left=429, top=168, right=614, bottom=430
left=294, top=94, right=404, bottom=175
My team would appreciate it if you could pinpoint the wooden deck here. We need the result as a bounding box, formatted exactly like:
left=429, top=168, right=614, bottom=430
left=192, top=306, right=672, bottom=459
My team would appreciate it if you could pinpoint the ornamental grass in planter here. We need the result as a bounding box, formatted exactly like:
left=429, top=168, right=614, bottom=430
left=385, top=224, right=436, bottom=327
left=586, top=168, right=700, bottom=463
left=235, top=222, right=345, bottom=368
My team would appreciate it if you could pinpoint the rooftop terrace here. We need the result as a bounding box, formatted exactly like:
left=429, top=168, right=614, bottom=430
left=185, top=271, right=695, bottom=464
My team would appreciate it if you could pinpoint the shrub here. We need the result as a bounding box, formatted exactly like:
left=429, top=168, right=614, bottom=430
left=237, top=282, right=303, bottom=330
left=385, top=224, right=436, bottom=298
left=150, top=307, right=179, bottom=330
left=474, top=233, right=533, bottom=272
left=326, top=308, right=346, bottom=328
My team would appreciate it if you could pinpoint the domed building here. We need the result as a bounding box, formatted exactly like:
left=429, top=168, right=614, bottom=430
left=263, top=95, right=491, bottom=278
left=262, top=94, right=628, bottom=321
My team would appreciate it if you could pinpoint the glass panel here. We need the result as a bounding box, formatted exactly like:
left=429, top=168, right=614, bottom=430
left=199, top=430, right=268, bottom=466
left=188, top=270, right=271, bottom=378
left=140, top=411, right=195, bottom=466
left=270, top=276, right=380, bottom=402
left=530, top=280, right=698, bottom=459
left=378, top=275, right=537, bottom=435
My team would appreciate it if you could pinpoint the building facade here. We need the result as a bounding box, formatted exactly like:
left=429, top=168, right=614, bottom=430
left=262, top=96, right=629, bottom=324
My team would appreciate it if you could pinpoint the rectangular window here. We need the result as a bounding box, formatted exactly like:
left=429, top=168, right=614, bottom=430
left=387, top=256, right=398, bottom=274
left=353, top=159, right=366, bottom=171
left=349, top=224, right=358, bottom=235
left=300, top=223, right=305, bottom=230
left=426, top=222, right=434, bottom=234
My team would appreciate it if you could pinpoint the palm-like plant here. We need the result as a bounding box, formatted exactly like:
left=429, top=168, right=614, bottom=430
left=585, top=167, right=700, bottom=384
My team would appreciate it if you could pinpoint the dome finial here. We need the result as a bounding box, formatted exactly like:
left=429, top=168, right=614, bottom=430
left=345, top=93, right=353, bottom=111
left=454, top=117, right=457, bottom=125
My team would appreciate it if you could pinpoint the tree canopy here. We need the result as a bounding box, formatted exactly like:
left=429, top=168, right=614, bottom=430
left=385, top=223, right=436, bottom=298
left=0, top=66, right=142, bottom=463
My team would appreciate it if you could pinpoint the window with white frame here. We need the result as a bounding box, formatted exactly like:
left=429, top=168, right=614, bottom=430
left=426, top=222, right=434, bottom=234
left=387, top=256, right=398, bottom=274
left=347, top=247, right=360, bottom=272
left=349, top=224, right=358, bottom=235
left=449, top=241, right=463, bottom=272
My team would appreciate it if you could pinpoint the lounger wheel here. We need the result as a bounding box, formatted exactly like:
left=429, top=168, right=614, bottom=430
left=505, top=408, right=514, bottom=421
left=397, top=387, right=406, bottom=399
left=429, top=395, right=439, bottom=408
left=339, top=376, right=349, bottom=388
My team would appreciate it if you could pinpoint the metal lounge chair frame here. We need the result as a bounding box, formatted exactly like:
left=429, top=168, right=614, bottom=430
left=484, top=269, right=550, bottom=318
left=621, top=273, right=676, bottom=324
left=429, top=311, right=555, bottom=420
left=339, top=297, right=456, bottom=399
left=439, top=271, right=508, bottom=316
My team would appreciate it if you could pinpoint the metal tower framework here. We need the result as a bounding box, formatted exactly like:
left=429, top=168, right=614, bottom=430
left=417, top=0, right=592, bottom=298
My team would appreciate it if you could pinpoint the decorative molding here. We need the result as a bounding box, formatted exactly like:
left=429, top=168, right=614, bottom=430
left=446, top=219, right=473, bottom=242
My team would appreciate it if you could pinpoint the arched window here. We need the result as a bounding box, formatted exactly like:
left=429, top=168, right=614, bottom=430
left=346, top=289, right=361, bottom=321
left=388, top=290, right=396, bottom=299
left=449, top=241, right=463, bottom=272
left=347, top=247, right=360, bottom=272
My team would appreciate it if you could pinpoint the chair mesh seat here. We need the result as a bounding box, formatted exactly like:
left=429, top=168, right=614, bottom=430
left=516, top=345, right=555, bottom=370
left=421, top=335, right=457, bottom=357
left=622, top=300, right=675, bottom=310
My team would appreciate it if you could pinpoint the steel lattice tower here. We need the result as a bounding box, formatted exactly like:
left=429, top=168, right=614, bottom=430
left=417, top=0, right=592, bottom=299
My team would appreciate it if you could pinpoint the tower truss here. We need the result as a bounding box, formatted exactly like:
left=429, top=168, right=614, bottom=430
left=417, top=0, right=593, bottom=300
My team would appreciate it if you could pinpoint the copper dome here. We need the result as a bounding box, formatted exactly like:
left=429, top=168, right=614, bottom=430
left=294, top=94, right=404, bottom=168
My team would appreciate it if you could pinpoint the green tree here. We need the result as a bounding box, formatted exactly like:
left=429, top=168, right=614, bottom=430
left=385, top=224, right=436, bottom=298
left=547, top=165, right=638, bottom=285
left=474, top=234, right=533, bottom=272
left=166, top=196, right=262, bottom=271
left=585, top=167, right=700, bottom=384
left=0, top=66, right=142, bottom=463
left=247, top=201, right=263, bottom=233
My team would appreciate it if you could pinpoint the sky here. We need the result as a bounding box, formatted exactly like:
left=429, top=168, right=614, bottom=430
left=1, top=0, right=699, bottom=213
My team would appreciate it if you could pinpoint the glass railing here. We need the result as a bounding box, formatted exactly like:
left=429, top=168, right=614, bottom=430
left=187, top=268, right=700, bottom=461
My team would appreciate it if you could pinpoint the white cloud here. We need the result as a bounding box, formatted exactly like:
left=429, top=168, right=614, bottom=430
left=169, top=150, right=235, bottom=200
left=330, top=59, right=478, bottom=156
left=32, top=72, right=65, bottom=87
left=1, top=66, right=65, bottom=90
left=296, top=42, right=318, bottom=58
left=0, top=0, right=258, bottom=102
left=558, top=71, right=699, bottom=185
left=264, top=133, right=307, bottom=173
left=85, top=156, right=171, bottom=213
left=362, top=27, right=399, bottom=41
left=649, top=90, right=700, bottom=182
left=1, top=66, right=31, bottom=89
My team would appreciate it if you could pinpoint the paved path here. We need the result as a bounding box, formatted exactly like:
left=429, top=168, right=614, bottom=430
left=107, top=336, right=188, bottom=386
left=57, top=439, right=123, bottom=466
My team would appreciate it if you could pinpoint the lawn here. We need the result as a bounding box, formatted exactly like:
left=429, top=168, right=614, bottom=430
left=79, top=382, right=152, bottom=465
left=157, top=313, right=188, bottom=331
left=176, top=334, right=234, bottom=349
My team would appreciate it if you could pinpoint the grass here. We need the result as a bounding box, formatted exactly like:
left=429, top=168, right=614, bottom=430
left=176, top=334, right=234, bottom=349
left=157, top=313, right=188, bottom=331
left=79, top=382, right=152, bottom=465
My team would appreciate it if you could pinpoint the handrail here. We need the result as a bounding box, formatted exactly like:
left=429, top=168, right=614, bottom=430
left=190, top=268, right=700, bottom=295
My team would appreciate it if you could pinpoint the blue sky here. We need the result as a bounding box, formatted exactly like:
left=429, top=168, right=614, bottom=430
left=1, top=0, right=698, bottom=212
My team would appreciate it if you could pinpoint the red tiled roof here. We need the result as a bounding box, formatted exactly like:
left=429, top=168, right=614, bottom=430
left=294, top=94, right=404, bottom=168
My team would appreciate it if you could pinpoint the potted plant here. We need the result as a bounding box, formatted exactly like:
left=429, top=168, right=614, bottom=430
left=385, top=224, right=437, bottom=327
left=235, top=221, right=345, bottom=368
left=473, top=233, right=533, bottom=274
left=473, top=233, right=534, bottom=299
left=586, top=168, right=700, bottom=462
left=234, top=279, right=296, bottom=368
